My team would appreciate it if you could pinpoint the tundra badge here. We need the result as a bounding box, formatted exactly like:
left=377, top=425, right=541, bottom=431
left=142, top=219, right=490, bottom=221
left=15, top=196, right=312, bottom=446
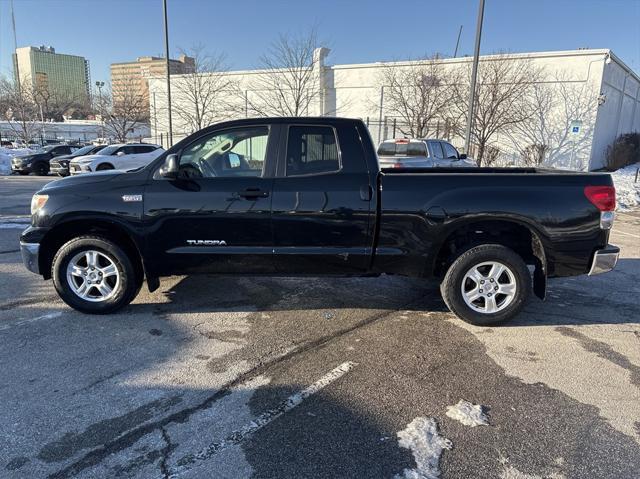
left=187, top=240, right=227, bottom=246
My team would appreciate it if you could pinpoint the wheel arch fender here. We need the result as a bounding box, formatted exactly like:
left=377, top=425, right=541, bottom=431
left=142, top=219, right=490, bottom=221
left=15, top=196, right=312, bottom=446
left=38, top=216, right=156, bottom=290
left=431, top=214, right=550, bottom=300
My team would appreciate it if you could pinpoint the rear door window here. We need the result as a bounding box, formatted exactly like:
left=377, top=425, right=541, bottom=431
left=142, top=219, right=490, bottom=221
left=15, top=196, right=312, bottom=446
left=286, top=126, right=340, bottom=176
left=428, top=141, right=444, bottom=158
left=134, top=145, right=156, bottom=154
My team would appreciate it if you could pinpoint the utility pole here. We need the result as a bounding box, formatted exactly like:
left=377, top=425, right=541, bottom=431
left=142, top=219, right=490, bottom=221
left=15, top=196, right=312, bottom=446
left=377, top=86, right=384, bottom=143
left=463, top=0, right=485, bottom=155
left=95, top=81, right=105, bottom=139
left=153, top=92, right=158, bottom=144
left=163, top=0, right=173, bottom=146
left=453, top=25, right=463, bottom=58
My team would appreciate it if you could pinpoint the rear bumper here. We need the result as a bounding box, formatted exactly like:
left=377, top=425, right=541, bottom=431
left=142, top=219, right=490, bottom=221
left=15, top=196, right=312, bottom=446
left=588, top=245, right=619, bottom=276
left=20, top=241, right=40, bottom=274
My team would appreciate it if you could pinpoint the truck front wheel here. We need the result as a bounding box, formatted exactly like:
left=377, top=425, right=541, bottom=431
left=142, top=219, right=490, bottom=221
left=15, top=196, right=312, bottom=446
left=52, top=236, right=141, bottom=314
left=440, top=244, right=531, bottom=326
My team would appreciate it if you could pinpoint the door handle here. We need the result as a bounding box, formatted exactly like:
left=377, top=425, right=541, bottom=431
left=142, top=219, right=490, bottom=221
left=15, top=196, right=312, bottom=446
left=238, top=188, right=269, bottom=199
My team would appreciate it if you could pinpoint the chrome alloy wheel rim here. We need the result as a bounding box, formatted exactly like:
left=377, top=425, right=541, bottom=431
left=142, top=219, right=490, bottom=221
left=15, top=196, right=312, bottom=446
left=66, top=250, right=120, bottom=302
left=461, top=261, right=517, bottom=314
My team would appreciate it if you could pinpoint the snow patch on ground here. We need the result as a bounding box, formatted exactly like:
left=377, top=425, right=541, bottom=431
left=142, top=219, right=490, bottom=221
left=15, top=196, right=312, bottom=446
left=394, top=417, right=452, bottom=479
left=610, top=162, right=640, bottom=210
left=0, top=147, right=34, bottom=175
left=500, top=464, right=565, bottom=479
left=445, top=400, right=489, bottom=427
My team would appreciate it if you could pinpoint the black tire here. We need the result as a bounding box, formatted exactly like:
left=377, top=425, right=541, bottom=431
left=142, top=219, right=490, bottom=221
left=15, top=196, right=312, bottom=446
left=96, top=163, right=114, bottom=171
left=52, top=236, right=140, bottom=314
left=440, top=244, right=531, bottom=326
left=33, top=162, right=49, bottom=176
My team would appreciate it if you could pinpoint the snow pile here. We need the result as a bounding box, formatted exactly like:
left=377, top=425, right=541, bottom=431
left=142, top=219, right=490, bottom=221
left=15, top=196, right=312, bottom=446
left=610, top=162, right=640, bottom=210
left=500, top=464, right=565, bottom=479
left=445, top=400, right=489, bottom=427
left=0, top=147, right=34, bottom=175
left=394, top=417, right=452, bottom=479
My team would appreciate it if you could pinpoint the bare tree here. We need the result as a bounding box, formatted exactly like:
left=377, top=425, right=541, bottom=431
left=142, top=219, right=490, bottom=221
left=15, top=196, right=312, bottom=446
left=169, top=45, right=240, bottom=133
left=378, top=56, right=454, bottom=138
left=0, top=76, right=40, bottom=144
left=247, top=29, right=324, bottom=117
left=451, top=56, right=539, bottom=166
left=33, top=85, right=87, bottom=122
left=509, top=72, right=597, bottom=168
left=96, top=80, right=148, bottom=143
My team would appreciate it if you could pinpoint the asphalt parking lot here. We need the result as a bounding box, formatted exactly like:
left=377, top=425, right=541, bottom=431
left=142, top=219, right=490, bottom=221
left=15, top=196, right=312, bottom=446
left=0, top=175, right=639, bottom=479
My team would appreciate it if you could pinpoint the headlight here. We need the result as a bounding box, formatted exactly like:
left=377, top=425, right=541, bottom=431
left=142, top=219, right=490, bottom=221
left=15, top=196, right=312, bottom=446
left=31, top=194, right=49, bottom=215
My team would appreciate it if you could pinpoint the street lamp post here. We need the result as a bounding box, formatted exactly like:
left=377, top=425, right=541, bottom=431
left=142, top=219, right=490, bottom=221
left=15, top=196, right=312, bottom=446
left=153, top=92, right=158, bottom=144
left=95, top=81, right=105, bottom=140
left=163, top=0, right=173, bottom=147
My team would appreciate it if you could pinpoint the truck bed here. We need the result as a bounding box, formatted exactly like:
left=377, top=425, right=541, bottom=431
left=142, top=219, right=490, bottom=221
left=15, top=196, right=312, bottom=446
left=381, top=166, right=579, bottom=174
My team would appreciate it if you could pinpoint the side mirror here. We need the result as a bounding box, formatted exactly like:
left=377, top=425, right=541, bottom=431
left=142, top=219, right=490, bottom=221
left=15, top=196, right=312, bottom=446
left=116, top=151, right=125, bottom=156
left=458, top=153, right=467, bottom=160
left=159, top=153, right=179, bottom=179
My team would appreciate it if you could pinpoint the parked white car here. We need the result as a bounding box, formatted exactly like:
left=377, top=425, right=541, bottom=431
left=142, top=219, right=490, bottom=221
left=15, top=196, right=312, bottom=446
left=69, top=143, right=164, bottom=175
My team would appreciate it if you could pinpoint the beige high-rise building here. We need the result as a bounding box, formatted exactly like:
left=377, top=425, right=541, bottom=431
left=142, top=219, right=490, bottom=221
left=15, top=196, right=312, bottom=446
left=13, top=46, right=91, bottom=104
left=110, top=55, right=195, bottom=112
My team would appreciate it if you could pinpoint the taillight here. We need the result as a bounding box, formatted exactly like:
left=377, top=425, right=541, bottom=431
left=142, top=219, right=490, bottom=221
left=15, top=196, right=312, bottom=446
left=584, top=185, right=616, bottom=230
left=584, top=185, right=615, bottom=211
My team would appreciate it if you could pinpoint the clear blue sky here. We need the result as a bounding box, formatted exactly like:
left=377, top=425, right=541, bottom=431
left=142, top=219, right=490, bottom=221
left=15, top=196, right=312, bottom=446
left=1, top=0, right=639, bottom=84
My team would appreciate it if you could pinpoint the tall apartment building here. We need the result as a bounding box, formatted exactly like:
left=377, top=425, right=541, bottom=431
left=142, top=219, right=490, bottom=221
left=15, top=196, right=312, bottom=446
left=110, top=55, right=194, bottom=111
left=13, top=46, right=91, bottom=104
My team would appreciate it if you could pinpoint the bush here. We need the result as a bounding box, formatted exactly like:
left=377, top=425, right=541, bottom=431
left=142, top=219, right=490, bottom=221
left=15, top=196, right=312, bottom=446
left=605, top=133, right=640, bottom=171
left=522, top=143, right=548, bottom=166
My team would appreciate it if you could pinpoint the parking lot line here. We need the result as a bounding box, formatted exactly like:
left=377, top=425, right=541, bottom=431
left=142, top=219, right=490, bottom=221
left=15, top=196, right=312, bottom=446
left=0, top=311, right=62, bottom=331
left=612, top=229, right=640, bottom=239
left=168, top=361, right=357, bottom=477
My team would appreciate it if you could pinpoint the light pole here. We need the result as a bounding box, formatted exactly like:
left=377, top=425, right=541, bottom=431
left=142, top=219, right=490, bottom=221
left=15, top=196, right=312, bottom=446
left=463, top=0, right=485, bottom=156
left=163, top=0, right=173, bottom=147
left=95, top=81, right=105, bottom=140
left=152, top=92, right=158, bottom=144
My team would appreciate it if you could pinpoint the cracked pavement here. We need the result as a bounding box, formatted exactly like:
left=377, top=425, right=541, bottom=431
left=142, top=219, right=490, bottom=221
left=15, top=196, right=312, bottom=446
left=0, top=176, right=639, bottom=479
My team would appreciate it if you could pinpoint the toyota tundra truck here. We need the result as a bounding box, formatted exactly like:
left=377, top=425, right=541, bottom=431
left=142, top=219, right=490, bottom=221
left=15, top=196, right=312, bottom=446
left=20, top=117, right=619, bottom=325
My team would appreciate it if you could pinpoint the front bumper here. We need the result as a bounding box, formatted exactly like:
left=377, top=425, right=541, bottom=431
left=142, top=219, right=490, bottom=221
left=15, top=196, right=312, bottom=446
left=11, top=161, right=32, bottom=173
left=69, top=163, right=90, bottom=175
left=588, top=245, right=619, bottom=276
left=50, top=161, right=69, bottom=176
left=20, top=241, right=40, bottom=274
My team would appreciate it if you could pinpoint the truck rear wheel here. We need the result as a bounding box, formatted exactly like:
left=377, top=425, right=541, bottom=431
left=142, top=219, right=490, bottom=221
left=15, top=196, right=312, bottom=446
left=52, top=236, right=141, bottom=314
left=440, top=244, right=531, bottom=326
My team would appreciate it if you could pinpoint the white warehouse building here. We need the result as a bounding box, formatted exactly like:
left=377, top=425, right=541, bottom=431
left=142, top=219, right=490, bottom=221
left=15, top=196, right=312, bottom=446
left=149, top=48, right=639, bottom=171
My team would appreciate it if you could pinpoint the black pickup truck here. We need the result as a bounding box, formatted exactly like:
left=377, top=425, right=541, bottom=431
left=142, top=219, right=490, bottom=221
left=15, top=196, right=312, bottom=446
left=20, top=117, right=619, bottom=325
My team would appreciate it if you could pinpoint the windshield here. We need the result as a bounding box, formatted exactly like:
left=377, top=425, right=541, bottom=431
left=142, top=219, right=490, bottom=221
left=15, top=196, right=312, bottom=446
left=35, top=146, right=56, bottom=154
left=72, top=145, right=99, bottom=157
left=94, top=145, right=119, bottom=156
left=377, top=141, right=427, bottom=157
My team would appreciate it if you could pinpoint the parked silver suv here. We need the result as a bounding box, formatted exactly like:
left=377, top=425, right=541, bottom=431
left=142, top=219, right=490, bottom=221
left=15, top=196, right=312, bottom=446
left=377, top=138, right=475, bottom=168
